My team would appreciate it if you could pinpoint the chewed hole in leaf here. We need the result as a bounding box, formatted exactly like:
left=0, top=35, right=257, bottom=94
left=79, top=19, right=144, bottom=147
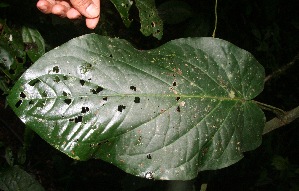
left=20, top=92, right=26, bottom=98
left=41, top=91, right=47, bottom=97
left=130, top=86, right=137, bottom=91
left=176, top=106, right=181, bottom=112
left=62, top=91, right=68, bottom=96
left=53, top=66, right=60, bottom=73
left=64, top=99, right=72, bottom=105
left=118, top=105, right=126, bottom=112
left=28, top=79, right=40, bottom=86
left=54, top=76, right=60, bottom=83
left=29, top=100, right=34, bottom=105
left=81, top=107, right=90, bottom=113
left=80, top=80, right=85, bottom=86
left=134, top=97, right=140, bottom=103
left=91, top=86, right=104, bottom=94
left=15, top=100, right=22, bottom=108
left=147, top=154, right=152, bottom=159
left=75, top=116, right=83, bottom=123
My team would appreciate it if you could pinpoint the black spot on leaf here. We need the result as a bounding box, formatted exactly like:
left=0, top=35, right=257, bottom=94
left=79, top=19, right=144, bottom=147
left=118, top=105, right=126, bottom=112
left=28, top=79, right=40, bottom=86
left=109, top=54, right=113, bottom=58
left=62, top=91, right=68, bottom=96
left=63, top=75, right=68, bottom=80
left=15, top=100, right=22, bottom=108
left=29, top=100, right=34, bottom=105
left=103, top=97, right=108, bottom=101
left=176, top=97, right=180, bottom=101
left=81, top=107, right=90, bottom=113
left=69, top=118, right=74, bottom=122
left=64, top=99, right=72, bottom=105
left=134, top=97, right=140, bottom=103
left=172, top=81, right=177, bottom=86
left=130, top=86, right=137, bottom=91
left=53, top=66, right=60, bottom=73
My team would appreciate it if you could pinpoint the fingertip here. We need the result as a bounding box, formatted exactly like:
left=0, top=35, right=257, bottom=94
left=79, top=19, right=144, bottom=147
left=36, top=0, right=52, bottom=14
left=86, top=17, right=100, bottom=29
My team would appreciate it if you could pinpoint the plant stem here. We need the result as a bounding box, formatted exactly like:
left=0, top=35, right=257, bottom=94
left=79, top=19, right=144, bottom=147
left=264, top=52, right=299, bottom=83
left=253, top=100, right=286, bottom=118
left=263, top=106, right=299, bottom=134
left=212, top=0, right=218, bottom=38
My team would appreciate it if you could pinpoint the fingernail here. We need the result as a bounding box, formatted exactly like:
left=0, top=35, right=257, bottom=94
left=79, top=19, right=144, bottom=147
left=86, top=4, right=99, bottom=18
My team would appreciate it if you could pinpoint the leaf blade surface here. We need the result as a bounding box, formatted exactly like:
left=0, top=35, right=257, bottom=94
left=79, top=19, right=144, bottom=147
left=7, top=34, right=265, bottom=180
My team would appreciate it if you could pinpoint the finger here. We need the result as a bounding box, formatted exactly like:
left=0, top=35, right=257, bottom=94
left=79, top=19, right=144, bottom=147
left=66, top=8, right=82, bottom=19
left=52, top=4, right=70, bottom=17
left=70, top=0, right=100, bottom=18
left=36, top=0, right=55, bottom=14
left=86, top=16, right=99, bottom=29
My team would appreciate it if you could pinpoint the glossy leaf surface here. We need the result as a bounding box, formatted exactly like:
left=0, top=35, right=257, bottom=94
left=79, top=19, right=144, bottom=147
left=8, top=34, right=265, bottom=180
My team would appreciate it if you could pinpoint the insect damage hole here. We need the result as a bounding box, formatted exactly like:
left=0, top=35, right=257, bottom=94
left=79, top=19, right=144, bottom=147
left=74, top=116, right=83, bottom=123
left=146, top=154, right=152, bottom=159
left=15, top=100, right=22, bottom=108
left=64, top=99, right=72, bottom=105
left=118, top=105, right=126, bottom=112
left=176, top=106, right=181, bottom=112
left=134, top=97, right=140, bottom=103
left=130, top=86, right=137, bottom=91
left=81, top=107, right=90, bottom=113
left=20, top=92, right=26, bottom=98
left=80, top=80, right=86, bottom=86
left=91, top=86, right=104, bottom=94
left=53, top=66, right=60, bottom=73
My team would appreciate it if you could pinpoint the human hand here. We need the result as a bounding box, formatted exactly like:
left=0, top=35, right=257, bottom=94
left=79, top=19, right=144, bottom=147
left=36, top=0, right=100, bottom=29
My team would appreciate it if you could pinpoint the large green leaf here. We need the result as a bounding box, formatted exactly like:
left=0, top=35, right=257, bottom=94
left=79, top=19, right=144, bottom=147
left=7, top=34, right=265, bottom=180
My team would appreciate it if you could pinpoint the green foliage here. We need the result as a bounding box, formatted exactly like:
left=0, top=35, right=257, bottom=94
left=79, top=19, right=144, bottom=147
left=0, top=166, right=45, bottom=191
left=7, top=34, right=265, bottom=180
left=110, top=0, right=163, bottom=39
left=158, top=0, right=194, bottom=25
left=22, top=26, right=45, bottom=62
left=0, top=21, right=44, bottom=94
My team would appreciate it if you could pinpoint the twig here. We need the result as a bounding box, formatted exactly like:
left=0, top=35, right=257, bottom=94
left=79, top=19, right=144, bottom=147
left=263, top=106, right=299, bottom=135
left=264, top=52, right=299, bottom=83
left=212, top=0, right=218, bottom=38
